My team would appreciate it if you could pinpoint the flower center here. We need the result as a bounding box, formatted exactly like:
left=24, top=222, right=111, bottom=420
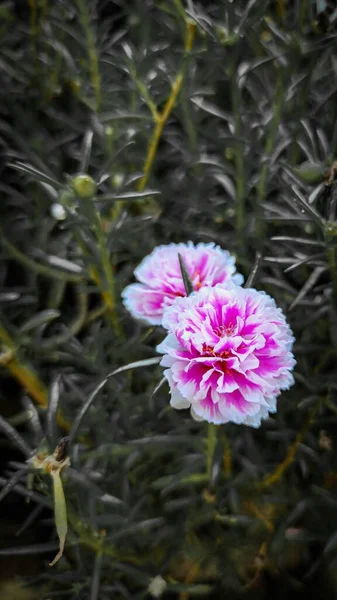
left=214, top=323, right=235, bottom=337
left=202, top=343, right=231, bottom=360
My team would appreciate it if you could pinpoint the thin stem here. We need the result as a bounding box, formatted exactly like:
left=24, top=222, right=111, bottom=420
left=206, top=423, right=217, bottom=483
left=257, top=400, right=320, bottom=491
left=72, top=223, right=122, bottom=338
left=76, top=0, right=101, bottom=112
left=0, top=322, right=71, bottom=433
left=325, top=223, right=337, bottom=310
left=256, top=72, right=283, bottom=247
left=93, top=216, right=123, bottom=337
left=137, top=20, right=196, bottom=191
left=172, top=0, right=187, bottom=21
left=0, top=321, right=48, bottom=409
left=327, top=244, right=337, bottom=307
left=231, top=67, right=246, bottom=242
left=128, top=65, right=159, bottom=121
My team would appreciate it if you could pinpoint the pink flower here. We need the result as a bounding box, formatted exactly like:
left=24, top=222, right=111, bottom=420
left=122, top=242, right=244, bottom=325
left=156, top=283, right=295, bottom=427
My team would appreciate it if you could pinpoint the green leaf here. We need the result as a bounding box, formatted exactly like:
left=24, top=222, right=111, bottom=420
left=9, top=162, right=61, bottom=189
left=49, top=472, right=68, bottom=567
left=178, top=253, right=194, bottom=296
left=19, top=310, right=61, bottom=334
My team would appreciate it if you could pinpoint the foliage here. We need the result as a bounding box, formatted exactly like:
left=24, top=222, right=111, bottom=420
left=1, top=0, right=337, bottom=598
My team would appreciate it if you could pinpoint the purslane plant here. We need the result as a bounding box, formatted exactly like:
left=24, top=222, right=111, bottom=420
left=2, top=0, right=337, bottom=597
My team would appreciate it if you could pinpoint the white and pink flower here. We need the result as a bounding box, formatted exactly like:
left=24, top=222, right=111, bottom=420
left=122, top=242, right=244, bottom=325
left=157, top=283, right=295, bottom=427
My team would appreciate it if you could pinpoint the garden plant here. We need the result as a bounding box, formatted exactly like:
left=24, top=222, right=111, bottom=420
left=1, top=1, right=337, bottom=598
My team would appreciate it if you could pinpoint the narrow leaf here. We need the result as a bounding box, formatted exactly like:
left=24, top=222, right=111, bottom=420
left=90, top=550, right=103, bottom=600
left=289, top=266, right=325, bottom=311
left=0, top=476, right=51, bottom=508
left=178, top=253, right=194, bottom=296
left=245, top=252, right=262, bottom=288
left=33, top=252, right=85, bottom=275
left=0, top=541, right=60, bottom=556
left=10, top=162, right=61, bottom=189
left=150, top=377, right=167, bottom=399
left=284, top=253, right=326, bottom=274
left=80, top=130, right=93, bottom=173
left=49, top=472, right=68, bottom=567
left=271, top=236, right=324, bottom=246
left=0, top=469, right=29, bottom=504
left=20, top=310, right=60, bottom=334
left=291, top=184, right=325, bottom=226
left=0, top=415, right=32, bottom=457
left=191, top=96, right=232, bottom=121
left=100, top=190, right=161, bottom=201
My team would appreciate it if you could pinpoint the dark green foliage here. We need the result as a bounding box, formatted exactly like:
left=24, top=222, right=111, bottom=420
left=1, top=1, right=337, bottom=598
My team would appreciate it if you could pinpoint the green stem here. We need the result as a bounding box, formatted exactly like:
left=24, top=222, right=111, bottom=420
left=137, top=20, right=196, bottom=191
left=206, top=423, right=217, bottom=483
left=76, top=0, right=101, bottom=112
left=231, top=68, right=246, bottom=243
left=257, top=399, right=321, bottom=491
left=327, top=244, right=337, bottom=309
left=95, top=216, right=123, bottom=337
left=325, top=224, right=337, bottom=309
left=256, top=72, right=283, bottom=248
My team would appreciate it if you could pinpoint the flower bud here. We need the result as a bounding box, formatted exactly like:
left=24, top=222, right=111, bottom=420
left=72, top=174, right=97, bottom=199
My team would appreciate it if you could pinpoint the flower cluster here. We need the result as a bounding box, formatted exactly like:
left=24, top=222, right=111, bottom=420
left=122, top=242, right=295, bottom=427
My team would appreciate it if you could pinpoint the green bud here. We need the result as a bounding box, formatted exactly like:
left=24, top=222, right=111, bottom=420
left=72, top=174, right=97, bottom=199
left=105, top=125, right=114, bottom=137
left=225, top=148, right=234, bottom=161
left=111, top=173, right=125, bottom=189
left=304, top=224, right=314, bottom=235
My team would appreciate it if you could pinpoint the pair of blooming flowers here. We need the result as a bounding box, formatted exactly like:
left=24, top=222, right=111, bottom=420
left=122, top=242, right=296, bottom=428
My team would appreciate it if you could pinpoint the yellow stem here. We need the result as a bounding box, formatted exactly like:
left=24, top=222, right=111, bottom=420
left=0, top=322, right=71, bottom=432
left=0, top=322, right=47, bottom=408
left=245, top=500, right=275, bottom=533
left=4, top=355, right=48, bottom=409
left=89, top=264, right=122, bottom=337
left=137, top=20, right=196, bottom=191
left=257, top=401, right=320, bottom=491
